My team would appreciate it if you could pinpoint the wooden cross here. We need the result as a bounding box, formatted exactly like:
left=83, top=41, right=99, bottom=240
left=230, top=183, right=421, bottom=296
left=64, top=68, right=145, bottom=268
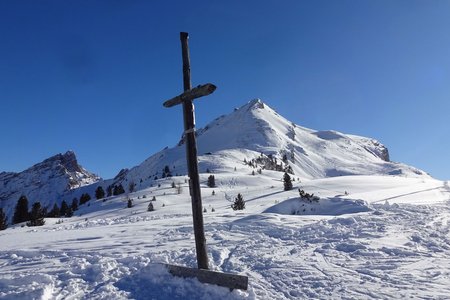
left=162, top=32, right=248, bottom=291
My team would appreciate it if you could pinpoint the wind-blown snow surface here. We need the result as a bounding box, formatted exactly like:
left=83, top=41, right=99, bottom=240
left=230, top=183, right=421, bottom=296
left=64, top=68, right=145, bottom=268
left=1, top=172, right=449, bottom=299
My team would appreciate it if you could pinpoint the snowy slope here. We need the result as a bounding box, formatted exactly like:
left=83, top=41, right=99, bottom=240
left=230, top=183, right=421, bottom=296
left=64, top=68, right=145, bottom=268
left=116, top=99, right=428, bottom=195
left=0, top=151, right=99, bottom=222
left=0, top=172, right=449, bottom=299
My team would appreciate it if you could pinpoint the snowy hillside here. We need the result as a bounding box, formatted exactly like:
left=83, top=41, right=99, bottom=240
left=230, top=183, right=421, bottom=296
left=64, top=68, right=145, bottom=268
left=0, top=151, right=99, bottom=222
left=116, top=99, right=428, bottom=194
left=0, top=171, right=449, bottom=299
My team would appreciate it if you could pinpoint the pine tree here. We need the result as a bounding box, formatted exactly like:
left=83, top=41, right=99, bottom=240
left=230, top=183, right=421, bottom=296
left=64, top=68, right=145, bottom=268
left=207, top=175, right=216, bottom=188
left=60, top=200, right=69, bottom=217
left=65, top=207, right=73, bottom=217
left=71, top=198, right=79, bottom=211
left=0, top=208, right=8, bottom=230
left=13, top=195, right=29, bottom=224
left=283, top=172, right=293, bottom=191
left=80, top=193, right=91, bottom=205
left=113, top=184, right=125, bottom=195
left=95, top=186, right=105, bottom=199
left=127, top=198, right=133, bottom=208
left=47, top=203, right=60, bottom=218
left=27, top=202, right=46, bottom=227
left=147, top=202, right=154, bottom=212
left=231, top=193, right=245, bottom=210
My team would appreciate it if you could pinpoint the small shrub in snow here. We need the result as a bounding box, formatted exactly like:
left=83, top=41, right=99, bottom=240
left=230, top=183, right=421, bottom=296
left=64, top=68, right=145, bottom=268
left=203, top=207, right=207, bottom=213
left=127, top=199, right=133, bottom=208
left=212, top=190, right=215, bottom=196
left=147, top=202, right=154, bottom=212
left=232, top=193, right=245, bottom=210
left=211, top=207, right=215, bottom=212
left=298, top=189, right=319, bottom=202
left=143, top=195, right=147, bottom=199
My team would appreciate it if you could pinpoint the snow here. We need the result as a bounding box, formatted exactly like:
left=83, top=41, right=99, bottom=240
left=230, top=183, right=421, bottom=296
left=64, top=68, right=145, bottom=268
left=0, top=100, right=448, bottom=299
left=1, top=173, right=449, bottom=299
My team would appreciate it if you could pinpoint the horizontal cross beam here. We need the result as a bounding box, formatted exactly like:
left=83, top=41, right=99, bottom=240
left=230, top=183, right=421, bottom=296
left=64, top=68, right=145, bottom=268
left=163, top=83, right=216, bottom=108
left=166, top=264, right=248, bottom=291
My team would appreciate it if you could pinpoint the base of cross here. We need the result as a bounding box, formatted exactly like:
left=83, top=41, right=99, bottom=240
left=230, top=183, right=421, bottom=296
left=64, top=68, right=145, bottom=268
left=165, top=264, right=249, bottom=291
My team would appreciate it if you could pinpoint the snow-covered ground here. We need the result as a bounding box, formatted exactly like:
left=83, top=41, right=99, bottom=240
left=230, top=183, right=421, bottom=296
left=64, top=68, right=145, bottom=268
left=1, top=172, right=449, bottom=299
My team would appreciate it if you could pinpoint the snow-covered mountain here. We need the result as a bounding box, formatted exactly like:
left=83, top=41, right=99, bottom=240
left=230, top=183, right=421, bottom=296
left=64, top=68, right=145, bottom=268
left=0, top=151, right=99, bottom=220
left=0, top=99, right=428, bottom=220
left=117, top=99, right=428, bottom=192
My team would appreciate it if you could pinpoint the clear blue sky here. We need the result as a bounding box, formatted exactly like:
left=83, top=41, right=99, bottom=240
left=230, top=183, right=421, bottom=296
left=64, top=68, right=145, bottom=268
left=1, top=1, right=449, bottom=180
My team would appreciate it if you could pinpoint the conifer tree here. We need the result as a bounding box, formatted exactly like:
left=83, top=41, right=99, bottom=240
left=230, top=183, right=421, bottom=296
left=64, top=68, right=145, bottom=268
left=283, top=172, right=293, bottom=191
left=65, top=207, right=73, bottom=217
left=71, top=198, right=79, bottom=211
left=207, top=175, right=216, bottom=188
left=0, top=208, right=8, bottom=230
left=27, top=202, right=46, bottom=227
left=13, top=195, right=29, bottom=224
left=127, top=198, right=133, bottom=208
left=147, top=202, right=154, bottom=212
left=80, top=193, right=91, bottom=205
left=113, top=184, right=125, bottom=195
left=231, top=193, right=245, bottom=210
left=95, top=186, right=105, bottom=199
left=47, top=203, right=60, bottom=218
left=60, top=200, right=69, bottom=217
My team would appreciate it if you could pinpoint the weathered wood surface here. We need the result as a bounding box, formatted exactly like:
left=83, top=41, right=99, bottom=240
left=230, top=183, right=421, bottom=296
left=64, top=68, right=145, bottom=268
left=166, top=264, right=249, bottom=291
left=179, top=31, right=209, bottom=270
left=163, top=83, right=216, bottom=108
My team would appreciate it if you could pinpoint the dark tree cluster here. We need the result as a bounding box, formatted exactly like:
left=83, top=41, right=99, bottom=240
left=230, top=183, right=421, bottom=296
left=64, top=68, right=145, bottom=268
left=161, top=165, right=172, bottom=178
left=244, top=153, right=293, bottom=174
left=27, top=202, right=46, bottom=227
left=207, top=175, right=216, bottom=188
left=113, top=184, right=125, bottom=196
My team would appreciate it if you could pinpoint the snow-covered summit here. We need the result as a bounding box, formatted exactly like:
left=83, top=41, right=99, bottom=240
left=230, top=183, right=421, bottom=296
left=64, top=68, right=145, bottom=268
left=117, top=99, right=428, bottom=193
left=0, top=150, right=99, bottom=220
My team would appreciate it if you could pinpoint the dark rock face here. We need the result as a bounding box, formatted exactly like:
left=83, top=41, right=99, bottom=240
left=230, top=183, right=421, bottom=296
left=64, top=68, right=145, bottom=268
left=0, top=151, right=100, bottom=220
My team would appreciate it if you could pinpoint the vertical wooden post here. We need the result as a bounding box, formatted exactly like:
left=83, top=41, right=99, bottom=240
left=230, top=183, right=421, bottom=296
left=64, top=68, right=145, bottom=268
left=180, top=32, right=209, bottom=270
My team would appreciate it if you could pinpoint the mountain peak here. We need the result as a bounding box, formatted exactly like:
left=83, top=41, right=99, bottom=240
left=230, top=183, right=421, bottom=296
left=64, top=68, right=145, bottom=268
left=239, top=98, right=265, bottom=112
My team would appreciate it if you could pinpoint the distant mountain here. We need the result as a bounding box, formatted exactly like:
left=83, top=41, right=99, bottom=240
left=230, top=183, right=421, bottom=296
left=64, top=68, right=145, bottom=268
left=114, top=99, right=428, bottom=192
left=0, top=151, right=99, bottom=220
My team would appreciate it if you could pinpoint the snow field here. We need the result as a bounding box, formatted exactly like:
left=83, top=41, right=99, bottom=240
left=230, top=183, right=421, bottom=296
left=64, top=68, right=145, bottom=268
left=1, top=176, right=449, bottom=299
